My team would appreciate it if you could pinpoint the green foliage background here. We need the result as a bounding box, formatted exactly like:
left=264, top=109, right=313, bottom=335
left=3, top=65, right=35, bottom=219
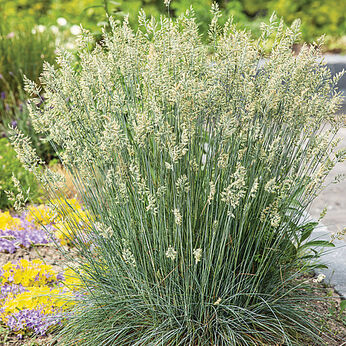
left=1, top=0, right=345, bottom=43
left=0, top=21, right=56, bottom=98
left=0, top=138, right=39, bottom=210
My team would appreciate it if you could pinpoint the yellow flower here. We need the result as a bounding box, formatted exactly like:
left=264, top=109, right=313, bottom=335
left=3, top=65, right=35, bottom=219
left=26, top=204, right=55, bottom=225
left=50, top=198, right=85, bottom=220
left=0, top=211, right=21, bottom=230
left=63, top=268, right=82, bottom=290
left=0, top=259, right=83, bottom=332
left=25, top=199, right=90, bottom=247
left=1, top=287, right=75, bottom=316
left=53, top=221, right=76, bottom=246
left=0, top=259, right=57, bottom=287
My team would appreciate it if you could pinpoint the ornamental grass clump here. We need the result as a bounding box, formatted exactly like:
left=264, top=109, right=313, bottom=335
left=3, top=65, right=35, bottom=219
left=11, top=5, right=345, bottom=345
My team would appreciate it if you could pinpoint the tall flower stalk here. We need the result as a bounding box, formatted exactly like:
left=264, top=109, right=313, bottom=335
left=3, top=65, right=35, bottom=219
left=12, top=6, right=345, bottom=345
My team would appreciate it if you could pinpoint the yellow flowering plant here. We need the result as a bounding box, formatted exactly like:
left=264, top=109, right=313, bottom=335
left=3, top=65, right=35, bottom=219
left=24, top=198, right=90, bottom=246
left=0, top=259, right=58, bottom=287
left=0, top=211, right=21, bottom=230
left=26, top=204, right=56, bottom=225
left=0, top=259, right=82, bottom=336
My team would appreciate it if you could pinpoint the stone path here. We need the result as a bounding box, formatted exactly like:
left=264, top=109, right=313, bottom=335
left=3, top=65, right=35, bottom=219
left=309, top=126, right=346, bottom=238
left=309, top=127, right=346, bottom=297
left=310, top=54, right=346, bottom=298
left=312, top=224, right=346, bottom=298
left=310, top=55, right=345, bottom=237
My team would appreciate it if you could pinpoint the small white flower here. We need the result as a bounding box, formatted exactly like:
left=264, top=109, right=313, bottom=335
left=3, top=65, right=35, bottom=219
left=249, top=178, right=258, bottom=198
left=70, top=25, right=81, bottom=36
left=176, top=175, right=189, bottom=194
left=50, top=25, right=59, bottom=35
left=207, top=180, right=216, bottom=204
left=57, top=17, right=67, bottom=26
left=165, top=246, right=177, bottom=261
left=37, top=25, right=46, bottom=33
left=31, top=29, right=37, bottom=35
left=193, top=248, right=202, bottom=264
left=270, top=212, right=281, bottom=228
left=94, top=221, right=113, bottom=239
left=121, top=239, right=136, bottom=267
left=66, top=42, right=75, bottom=50
left=227, top=210, right=235, bottom=218
left=265, top=178, right=278, bottom=194
left=201, top=153, right=207, bottom=165
left=313, top=273, right=326, bottom=283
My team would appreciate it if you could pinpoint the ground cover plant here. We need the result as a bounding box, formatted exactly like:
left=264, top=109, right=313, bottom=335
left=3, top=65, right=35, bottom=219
left=12, top=4, right=346, bottom=345
left=0, top=211, right=50, bottom=254
left=0, top=258, right=80, bottom=338
left=0, top=198, right=85, bottom=253
left=0, top=200, right=84, bottom=340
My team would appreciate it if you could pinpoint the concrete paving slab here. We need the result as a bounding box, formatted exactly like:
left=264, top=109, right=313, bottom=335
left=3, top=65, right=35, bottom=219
left=324, top=54, right=346, bottom=112
left=311, top=224, right=346, bottom=299
left=309, top=55, right=346, bottom=240
left=309, top=126, right=346, bottom=239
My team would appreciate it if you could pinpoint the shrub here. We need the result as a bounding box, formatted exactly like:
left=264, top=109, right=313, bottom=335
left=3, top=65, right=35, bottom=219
left=0, top=138, right=40, bottom=210
left=228, top=0, right=346, bottom=42
left=272, top=0, right=346, bottom=41
left=16, top=6, right=345, bottom=345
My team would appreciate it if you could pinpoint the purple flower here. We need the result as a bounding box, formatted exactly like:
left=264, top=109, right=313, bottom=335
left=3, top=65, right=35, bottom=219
left=0, top=216, right=52, bottom=253
left=0, top=284, right=27, bottom=300
left=57, top=272, right=64, bottom=281
left=0, top=238, right=16, bottom=253
left=36, top=96, right=45, bottom=107
left=0, top=91, right=5, bottom=99
left=11, top=120, right=17, bottom=127
left=6, top=309, right=64, bottom=335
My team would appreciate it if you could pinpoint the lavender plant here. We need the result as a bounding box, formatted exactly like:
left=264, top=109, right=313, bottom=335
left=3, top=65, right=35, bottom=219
left=12, top=5, right=345, bottom=345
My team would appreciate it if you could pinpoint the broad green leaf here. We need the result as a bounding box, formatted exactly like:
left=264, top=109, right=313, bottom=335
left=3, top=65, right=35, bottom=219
left=300, top=240, right=335, bottom=250
left=299, top=222, right=318, bottom=243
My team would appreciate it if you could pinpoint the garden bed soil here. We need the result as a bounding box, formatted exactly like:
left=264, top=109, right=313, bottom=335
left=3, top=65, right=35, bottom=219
left=306, top=275, right=346, bottom=345
left=0, top=246, right=66, bottom=271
